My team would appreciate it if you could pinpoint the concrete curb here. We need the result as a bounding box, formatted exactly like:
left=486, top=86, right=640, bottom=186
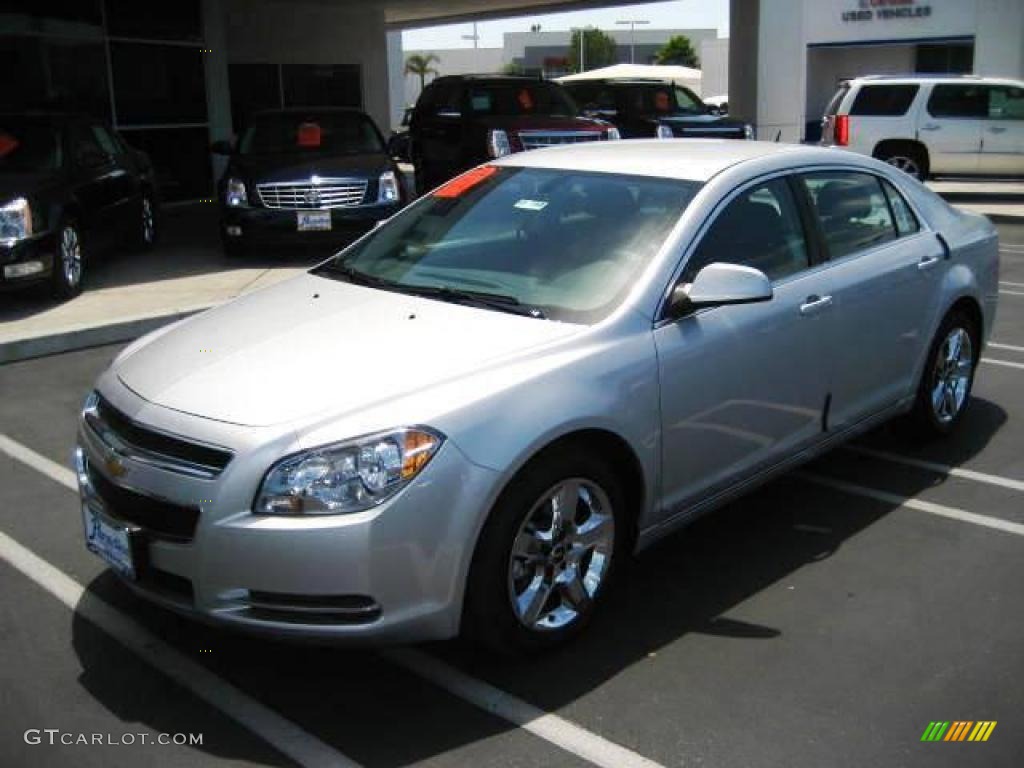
left=0, top=306, right=211, bottom=365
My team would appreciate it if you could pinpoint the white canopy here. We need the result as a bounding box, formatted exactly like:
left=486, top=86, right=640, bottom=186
left=556, top=63, right=702, bottom=95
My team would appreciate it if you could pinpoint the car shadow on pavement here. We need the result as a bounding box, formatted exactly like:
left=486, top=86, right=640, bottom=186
left=68, top=397, right=1008, bottom=767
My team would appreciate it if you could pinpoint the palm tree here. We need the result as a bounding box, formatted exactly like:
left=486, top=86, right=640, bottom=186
left=405, top=53, right=440, bottom=92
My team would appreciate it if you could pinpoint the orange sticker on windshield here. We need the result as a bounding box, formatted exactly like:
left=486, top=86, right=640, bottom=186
left=517, top=89, right=535, bottom=111
left=433, top=165, right=498, bottom=198
left=0, top=133, right=19, bottom=157
left=296, top=122, right=322, bottom=147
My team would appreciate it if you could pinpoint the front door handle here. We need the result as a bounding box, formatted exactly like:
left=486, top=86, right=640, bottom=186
left=918, top=254, right=942, bottom=271
left=799, top=295, right=833, bottom=316
left=920, top=123, right=942, bottom=132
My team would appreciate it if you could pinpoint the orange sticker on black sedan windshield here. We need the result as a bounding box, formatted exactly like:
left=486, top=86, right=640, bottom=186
left=296, top=122, right=322, bottom=147
left=0, top=132, right=19, bottom=157
left=433, top=165, right=498, bottom=198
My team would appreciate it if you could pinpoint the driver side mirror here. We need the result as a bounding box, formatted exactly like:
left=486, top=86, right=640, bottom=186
left=666, top=262, right=773, bottom=319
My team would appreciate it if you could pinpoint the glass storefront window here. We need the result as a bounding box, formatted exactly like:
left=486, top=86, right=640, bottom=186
left=119, top=127, right=212, bottom=201
left=104, top=0, right=201, bottom=42
left=282, top=64, right=362, bottom=109
left=0, top=35, right=110, bottom=119
left=229, top=63, right=282, bottom=132
left=110, top=41, right=208, bottom=125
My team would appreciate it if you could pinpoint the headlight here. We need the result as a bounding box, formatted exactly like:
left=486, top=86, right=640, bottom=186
left=606, top=126, right=621, bottom=141
left=655, top=124, right=674, bottom=140
left=744, top=123, right=755, bottom=140
left=378, top=170, right=400, bottom=203
left=254, top=427, right=444, bottom=515
left=225, top=177, right=247, bottom=207
left=487, top=129, right=512, bottom=158
left=0, top=198, right=32, bottom=242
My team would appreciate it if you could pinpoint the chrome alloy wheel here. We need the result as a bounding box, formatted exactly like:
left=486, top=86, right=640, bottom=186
left=885, top=154, right=921, bottom=179
left=60, top=225, right=82, bottom=287
left=508, top=478, right=615, bottom=631
left=930, top=327, right=973, bottom=424
left=141, top=197, right=155, bottom=244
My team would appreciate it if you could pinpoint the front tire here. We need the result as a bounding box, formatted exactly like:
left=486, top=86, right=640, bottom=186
left=463, top=447, right=625, bottom=655
left=909, top=310, right=978, bottom=437
left=51, top=221, right=83, bottom=300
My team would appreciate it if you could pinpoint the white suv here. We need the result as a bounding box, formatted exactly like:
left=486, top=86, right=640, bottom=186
left=821, top=75, right=1024, bottom=180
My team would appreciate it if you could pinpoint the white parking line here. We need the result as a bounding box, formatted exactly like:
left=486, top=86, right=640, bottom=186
left=1000, top=281, right=1024, bottom=288
left=846, top=445, right=1024, bottom=493
left=0, top=530, right=358, bottom=768
left=796, top=472, right=1024, bottom=537
left=982, top=357, right=1024, bottom=370
left=1000, top=290, right=1024, bottom=297
left=0, top=433, right=666, bottom=768
left=989, top=342, right=1024, bottom=353
left=383, top=648, right=664, bottom=768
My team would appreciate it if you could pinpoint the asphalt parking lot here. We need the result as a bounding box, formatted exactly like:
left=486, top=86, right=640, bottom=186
left=1, top=220, right=1023, bottom=768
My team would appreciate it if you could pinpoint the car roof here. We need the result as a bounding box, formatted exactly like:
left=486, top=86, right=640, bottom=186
left=434, top=74, right=545, bottom=84
left=494, top=139, right=834, bottom=182
left=848, top=74, right=1024, bottom=87
left=565, top=79, right=673, bottom=86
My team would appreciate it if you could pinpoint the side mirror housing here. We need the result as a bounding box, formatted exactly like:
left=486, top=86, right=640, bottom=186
left=666, top=262, right=773, bottom=319
left=210, top=139, right=234, bottom=155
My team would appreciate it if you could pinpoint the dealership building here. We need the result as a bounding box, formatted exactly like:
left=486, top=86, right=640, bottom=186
left=5, top=0, right=1022, bottom=202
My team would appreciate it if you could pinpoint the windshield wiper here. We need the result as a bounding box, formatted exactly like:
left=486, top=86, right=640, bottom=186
left=402, top=284, right=546, bottom=319
left=314, top=261, right=399, bottom=289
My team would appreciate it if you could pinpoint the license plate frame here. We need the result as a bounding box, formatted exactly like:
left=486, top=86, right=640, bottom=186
left=82, top=502, right=139, bottom=580
left=296, top=210, right=332, bottom=231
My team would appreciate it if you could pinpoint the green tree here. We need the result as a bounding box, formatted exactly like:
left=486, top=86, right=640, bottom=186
left=404, top=53, right=440, bottom=91
left=655, top=35, right=700, bottom=68
left=569, top=27, right=617, bottom=73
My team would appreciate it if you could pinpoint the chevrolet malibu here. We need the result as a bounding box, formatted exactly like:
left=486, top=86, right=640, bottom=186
left=76, top=141, right=999, bottom=653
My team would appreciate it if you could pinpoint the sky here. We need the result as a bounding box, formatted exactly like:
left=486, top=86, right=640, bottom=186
left=402, top=1, right=729, bottom=50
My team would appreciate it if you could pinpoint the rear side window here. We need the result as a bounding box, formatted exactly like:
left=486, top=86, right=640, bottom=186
left=684, top=178, right=809, bottom=283
left=850, top=85, right=919, bottom=116
left=881, top=179, right=920, bottom=236
left=801, top=171, right=897, bottom=259
left=927, top=84, right=987, bottom=118
left=988, top=85, right=1024, bottom=119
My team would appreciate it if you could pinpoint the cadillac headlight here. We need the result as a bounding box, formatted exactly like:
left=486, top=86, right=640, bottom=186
left=254, top=428, right=444, bottom=515
left=378, top=170, right=400, bottom=203
left=744, top=123, right=755, bottom=140
left=225, top=177, right=247, bottom=207
left=606, top=126, right=621, bottom=141
left=0, top=198, right=32, bottom=242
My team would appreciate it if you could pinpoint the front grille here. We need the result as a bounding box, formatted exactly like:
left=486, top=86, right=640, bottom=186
left=90, top=396, right=232, bottom=478
left=518, top=130, right=603, bottom=151
left=86, top=458, right=200, bottom=542
left=257, top=178, right=368, bottom=209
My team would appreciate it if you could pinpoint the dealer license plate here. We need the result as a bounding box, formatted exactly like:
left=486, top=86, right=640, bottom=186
left=82, top=503, right=136, bottom=580
left=297, top=210, right=332, bottom=231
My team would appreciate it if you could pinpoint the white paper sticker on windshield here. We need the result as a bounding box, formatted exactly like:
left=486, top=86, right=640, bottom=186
left=514, top=199, right=548, bottom=211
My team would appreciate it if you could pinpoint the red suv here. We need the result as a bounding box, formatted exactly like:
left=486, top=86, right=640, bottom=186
left=408, top=75, right=619, bottom=193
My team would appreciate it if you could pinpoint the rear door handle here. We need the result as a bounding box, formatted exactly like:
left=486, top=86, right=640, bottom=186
left=918, top=254, right=942, bottom=271
left=799, top=295, right=833, bottom=316
left=920, top=123, right=942, bottom=132
left=988, top=125, right=1007, bottom=134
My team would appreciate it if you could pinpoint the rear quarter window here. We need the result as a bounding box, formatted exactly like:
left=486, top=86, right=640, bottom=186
left=824, top=85, right=850, bottom=116
left=850, top=85, right=919, bottom=116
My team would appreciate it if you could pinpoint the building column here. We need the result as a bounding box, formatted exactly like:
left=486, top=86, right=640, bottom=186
left=202, top=0, right=232, bottom=181
left=728, top=0, right=760, bottom=129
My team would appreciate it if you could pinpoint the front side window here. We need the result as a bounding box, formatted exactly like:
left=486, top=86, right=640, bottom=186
left=927, top=84, right=987, bottom=119
left=802, top=171, right=897, bottom=259
left=682, top=178, right=809, bottom=283
left=90, top=124, right=121, bottom=157
left=850, top=84, right=919, bottom=116
left=987, top=86, right=1024, bottom=120
left=318, top=167, right=700, bottom=323
left=239, top=113, right=384, bottom=155
left=0, top=121, right=63, bottom=172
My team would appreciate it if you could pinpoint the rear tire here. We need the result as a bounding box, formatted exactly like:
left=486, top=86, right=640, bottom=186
left=51, top=221, right=83, bottom=301
left=463, top=446, right=625, bottom=655
left=875, top=143, right=929, bottom=181
left=908, top=310, right=978, bottom=437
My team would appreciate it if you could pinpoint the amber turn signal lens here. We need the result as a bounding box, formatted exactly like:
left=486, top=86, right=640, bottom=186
left=402, top=430, right=440, bottom=479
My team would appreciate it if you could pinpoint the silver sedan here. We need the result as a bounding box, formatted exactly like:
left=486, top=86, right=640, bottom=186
left=76, top=140, right=999, bottom=653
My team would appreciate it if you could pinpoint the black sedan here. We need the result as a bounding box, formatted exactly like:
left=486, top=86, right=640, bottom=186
left=213, top=108, right=405, bottom=257
left=0, top=113, right=157, bottom=299
left=563, top=79, right=754, bottom=140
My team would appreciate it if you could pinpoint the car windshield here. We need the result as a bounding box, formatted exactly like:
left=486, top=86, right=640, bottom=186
left=0, top=122, right=62, bottom=172
left=239, top=113, right=384, bottom=155
left=467, top=83, right=578, bottom=117
left=316, top=166, right=700, bottom=323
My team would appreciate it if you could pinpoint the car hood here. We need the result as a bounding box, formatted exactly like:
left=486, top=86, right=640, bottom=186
left=229, top=152, right=391, bottom=184
left=0, top=170, right=62, bottom=200
left=114, top=273, right=581, bottom=427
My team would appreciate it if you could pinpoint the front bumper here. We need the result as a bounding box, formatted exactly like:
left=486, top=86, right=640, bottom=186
left=221, top=202, right=401, bottom=250
left=75, top=390, right=500, bottom=644
left=0, top=231, right=57, bottom=290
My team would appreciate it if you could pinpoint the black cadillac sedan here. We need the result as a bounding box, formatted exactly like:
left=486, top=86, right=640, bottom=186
left=214, top=108, right=406, bottom=257
left=0, top=113, right=157, bottom=300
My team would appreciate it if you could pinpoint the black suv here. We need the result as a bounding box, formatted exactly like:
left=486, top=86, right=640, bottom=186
left=562, top=79, right=753, bottom=140
left=213, top=108, right=405, bottom=257
left=408, top=75, right=619, bottom=193
left=1, top=113, right=156, bottom=299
